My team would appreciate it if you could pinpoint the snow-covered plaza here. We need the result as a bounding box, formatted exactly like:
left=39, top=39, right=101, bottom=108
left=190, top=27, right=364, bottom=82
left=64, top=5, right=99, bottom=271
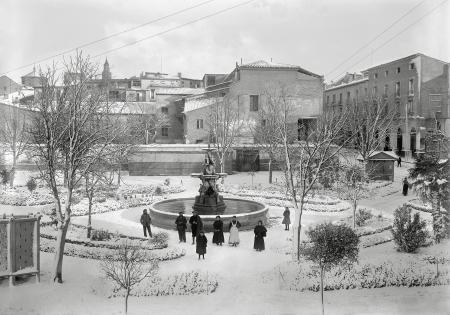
left=1, top=166, right=449, bottom=315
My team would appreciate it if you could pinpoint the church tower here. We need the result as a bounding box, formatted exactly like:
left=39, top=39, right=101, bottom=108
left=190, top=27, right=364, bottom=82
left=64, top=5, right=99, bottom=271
left=102, top=58, right=111, bottom=81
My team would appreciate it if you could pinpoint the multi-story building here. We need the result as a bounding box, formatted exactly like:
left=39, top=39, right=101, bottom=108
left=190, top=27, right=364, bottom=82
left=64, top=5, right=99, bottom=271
left=183, top=60, right=323, bottom=145
left=324, top=53, right=450, bottom=157
left=0, top=76, right=21, bottom=99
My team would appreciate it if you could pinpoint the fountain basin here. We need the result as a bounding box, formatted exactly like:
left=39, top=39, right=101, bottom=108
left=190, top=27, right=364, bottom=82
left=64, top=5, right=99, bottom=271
left=149, top=198, right=269, bottom=232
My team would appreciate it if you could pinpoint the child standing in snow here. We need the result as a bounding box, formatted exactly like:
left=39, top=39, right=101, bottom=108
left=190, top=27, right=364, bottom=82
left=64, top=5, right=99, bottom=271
left=196, top=231, right=207, bottom=260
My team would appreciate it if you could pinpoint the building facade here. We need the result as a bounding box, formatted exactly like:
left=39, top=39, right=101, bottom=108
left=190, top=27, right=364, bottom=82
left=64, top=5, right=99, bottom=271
left=324, top=53, right=450, bottom=157
left=184, top=60, right=324, bottom=145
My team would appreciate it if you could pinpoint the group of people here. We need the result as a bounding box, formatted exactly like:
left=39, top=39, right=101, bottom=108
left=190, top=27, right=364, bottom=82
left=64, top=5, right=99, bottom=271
left=140, top=206, right=293, bottom=260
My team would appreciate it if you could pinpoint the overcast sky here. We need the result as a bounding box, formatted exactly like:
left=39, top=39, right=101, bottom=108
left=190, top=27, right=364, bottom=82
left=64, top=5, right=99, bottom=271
left=0, top=0, right=448, bottom=83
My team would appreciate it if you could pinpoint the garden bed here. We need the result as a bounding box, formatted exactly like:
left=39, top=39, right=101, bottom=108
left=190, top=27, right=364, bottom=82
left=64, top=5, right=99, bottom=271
left=264, top=259, right=450, bottom=292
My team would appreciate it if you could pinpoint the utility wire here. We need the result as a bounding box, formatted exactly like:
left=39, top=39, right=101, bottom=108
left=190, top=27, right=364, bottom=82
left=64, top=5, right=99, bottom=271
left=330, top=0, right=448, bottom=82
left=326, top=0, right=428, bottom=77
left=1, top=0, right=219, bottom=75
left=92, top=0, right=255, bottom=59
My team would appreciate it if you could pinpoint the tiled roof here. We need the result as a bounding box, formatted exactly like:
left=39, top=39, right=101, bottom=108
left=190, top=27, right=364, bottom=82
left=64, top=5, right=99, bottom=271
left=156, top=88, right=205, bottom=95
left=184, top=96, right=222, bottom=113
left=240, top=60, right=301, bottom=69
left=239, top=60, right=322, bottom=78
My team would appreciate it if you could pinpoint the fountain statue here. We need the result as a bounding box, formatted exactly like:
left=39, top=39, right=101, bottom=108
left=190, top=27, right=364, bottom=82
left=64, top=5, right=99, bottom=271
left=190, top=146, right=227, bottom=214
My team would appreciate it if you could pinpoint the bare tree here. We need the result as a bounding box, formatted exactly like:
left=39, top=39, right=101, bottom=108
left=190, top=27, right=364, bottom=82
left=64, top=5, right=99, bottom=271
left=101, top=239, right=158, bottom=314
left=30, top=52, right=123, bottom=283
left=337, top=158, right=369, bottom=229
left=208, top=96, right=244, bottom=175
left=346, top=98, right=398, bottom=164
left=0, top=105, right=32, bottom=187
left=262, top=88, right=352, bottom=260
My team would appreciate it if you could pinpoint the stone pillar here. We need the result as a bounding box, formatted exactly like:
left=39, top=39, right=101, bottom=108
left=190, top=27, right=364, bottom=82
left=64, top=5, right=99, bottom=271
left=403, top=131, right=411, bottom=161
left=390, top=131, right=397, bottom=152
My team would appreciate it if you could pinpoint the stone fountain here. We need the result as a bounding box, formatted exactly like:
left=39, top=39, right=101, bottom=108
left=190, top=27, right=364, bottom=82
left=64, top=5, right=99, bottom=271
left=190, top=147, right=227, bottom=214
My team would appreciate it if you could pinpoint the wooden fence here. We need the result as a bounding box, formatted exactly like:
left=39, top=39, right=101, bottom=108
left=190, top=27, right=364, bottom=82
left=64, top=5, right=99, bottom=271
left=0, top=214, right=41, bottom=286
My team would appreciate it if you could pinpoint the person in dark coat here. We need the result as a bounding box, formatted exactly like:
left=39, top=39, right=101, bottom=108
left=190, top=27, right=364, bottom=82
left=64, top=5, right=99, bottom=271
left=196, top=231, right=207, bottom=260
left=253, top=220, right=267, bottom=251
left=402, top=177, right=409, bottom=196
left=175, top=212, right=187, bottom=243
left=212, top=216, right=224, bottom=246
left=140, top=209, right=152, bottom=238
left=397, top=156, right=402, bottom=167
left=189, top=211, right=203, bottom=245
left=282, top=207, right=291, bottom=231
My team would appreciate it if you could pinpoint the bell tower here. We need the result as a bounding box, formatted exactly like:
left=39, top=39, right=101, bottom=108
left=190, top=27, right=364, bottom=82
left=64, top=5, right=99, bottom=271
left=102, top=58, right=111, bottom=81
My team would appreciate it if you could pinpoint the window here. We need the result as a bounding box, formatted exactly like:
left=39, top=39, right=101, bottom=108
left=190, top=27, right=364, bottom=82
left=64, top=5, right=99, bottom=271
left=408, top=78, right=414, bottom=95
left=407, top=100, right=413, bottom=113
left=326, top=95, right=329, bottom=105
left=161, top=107, right=168, bottom=114
left=364, top=88, right=368, bottom=96
left=385, top=70, right=389, bottom=77
left=395, top=82, right=400, bottom=96
left=409, top=63, right=415, bottom=70
left=151, top=89, right=155, bottom=99
left=250, top=95, right=259, bottom=111
left=372, top=86, right=377, bottom=96
left=332, top=94, right=336, bottom=103
left=374, top=73, right=378, bottom=79
left=132, top=80, right=141, bottom=87
left=339, top=93, right=342, bottom=104
left=161, top=127, right=169, bottom=137
left=196, top=119, right=203, bottom=129
left=384, top=84, right=388, bottom=95
left=397, top=67, right=401, bottom=74
left=355, top=89, right=359, bottom=100
left=346, top=91, right=351, bottom=100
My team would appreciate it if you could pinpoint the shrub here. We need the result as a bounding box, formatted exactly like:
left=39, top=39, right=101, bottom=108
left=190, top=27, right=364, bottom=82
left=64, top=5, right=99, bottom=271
left=91, top=229, right=112, bottom=241
left=155, top=186, right=163, bottom=195
left=356, top=208, right=373, bottom=227
left=0, top=170, right=10, bottom=186
left=149, top=232, right=169, bottom=248
left=392, top=205, right=428, bottom=253
left=26, top=178, right=37, bottom=193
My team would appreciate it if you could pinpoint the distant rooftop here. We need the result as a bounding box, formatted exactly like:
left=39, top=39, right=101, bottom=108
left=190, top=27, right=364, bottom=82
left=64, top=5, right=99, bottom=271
left=238, top=60, right=322, bottom=78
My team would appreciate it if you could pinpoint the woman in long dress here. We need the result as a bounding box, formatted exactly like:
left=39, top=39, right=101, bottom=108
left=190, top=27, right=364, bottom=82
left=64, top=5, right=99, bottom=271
left=282, top=207, right=291, bottom=231
left=253, top=220, right=267, bottom=251
left=212, top=216, right=224, bottom=246
left=196, top=231, right=207, bottom=260
left=402, top=177, right=409, bottom=196
left=228, top=216, right=241, bottom=246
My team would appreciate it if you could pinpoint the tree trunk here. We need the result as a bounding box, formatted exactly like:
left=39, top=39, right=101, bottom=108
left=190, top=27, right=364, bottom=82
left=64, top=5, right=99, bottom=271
left=87, top=194, right=93, bottom=239
left=117, top=163, right=122, bottom=186
left=353, top=199, right=357, bottom=229
left=9, top=166, right=15, bottom=188
left=53, top=218, right=70, bottom=283
left=320, top=264, right=325, bottom=315
left=268, top=159, right=272, bottom=184
left=125, top=289, right=130, bottom=314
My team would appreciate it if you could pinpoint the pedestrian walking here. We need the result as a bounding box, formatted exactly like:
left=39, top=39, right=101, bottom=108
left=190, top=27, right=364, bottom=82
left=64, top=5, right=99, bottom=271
left=140, top=209, right=152, bottom=238
left=253, top=220, right=267, bottom=251
left=175, top=212, right=187, bottom=243
left=196, top=231, right=207, bottom=260
left=212, top=215, right=225, bottom=246
left=228, top=216, right=241, bottom=246
left=397, top=156, right=402, bottom=167
left=189, top=211, right=203, bottom=245
left=282, top=207, right=291, bottom=231
left=402, top=177, right=409, bottom=196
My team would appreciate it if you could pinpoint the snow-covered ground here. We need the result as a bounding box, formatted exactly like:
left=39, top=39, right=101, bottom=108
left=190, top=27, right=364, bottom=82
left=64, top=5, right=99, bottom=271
left=1, top=166, right=449, bottom=315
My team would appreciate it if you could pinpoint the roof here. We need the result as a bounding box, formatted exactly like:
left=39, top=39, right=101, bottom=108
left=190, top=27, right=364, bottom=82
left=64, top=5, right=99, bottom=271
left=184, top=96, right=222, bottom=113
left=357, top=151, right=399, bottom=161
left=325, top=77, right=368, bottom=91
left=156, top=88, right=204, bottom=95
left=362, top=53, right=448, bottom=72
left=238, top=60, right=322, bottom=78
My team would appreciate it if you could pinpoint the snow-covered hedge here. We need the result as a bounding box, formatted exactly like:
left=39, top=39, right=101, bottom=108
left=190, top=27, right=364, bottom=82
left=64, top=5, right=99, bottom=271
left=110, top=271, right=218, bottom=297
left=40, top=238, right=185, bottom=261
left=40, top=225, right=169, bottom=250
left=404, top=201, right=448, bottom=214
left=0, top=190, right=54, bottom=206
left=266, top=260, right=450, bottom=292
left=117, top=184, right=185, bottom=198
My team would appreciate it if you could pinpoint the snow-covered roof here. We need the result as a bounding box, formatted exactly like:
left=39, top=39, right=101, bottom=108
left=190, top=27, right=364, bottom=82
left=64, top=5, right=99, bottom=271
left=156, top=88, right=204, bottom=95
left=0, top=87, right=34, bottom=106
left=357, top=151, right=399, bottom=161
left=184, top=96, right=222, bottom=113
left=238, top=60, right=322, bottom=78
